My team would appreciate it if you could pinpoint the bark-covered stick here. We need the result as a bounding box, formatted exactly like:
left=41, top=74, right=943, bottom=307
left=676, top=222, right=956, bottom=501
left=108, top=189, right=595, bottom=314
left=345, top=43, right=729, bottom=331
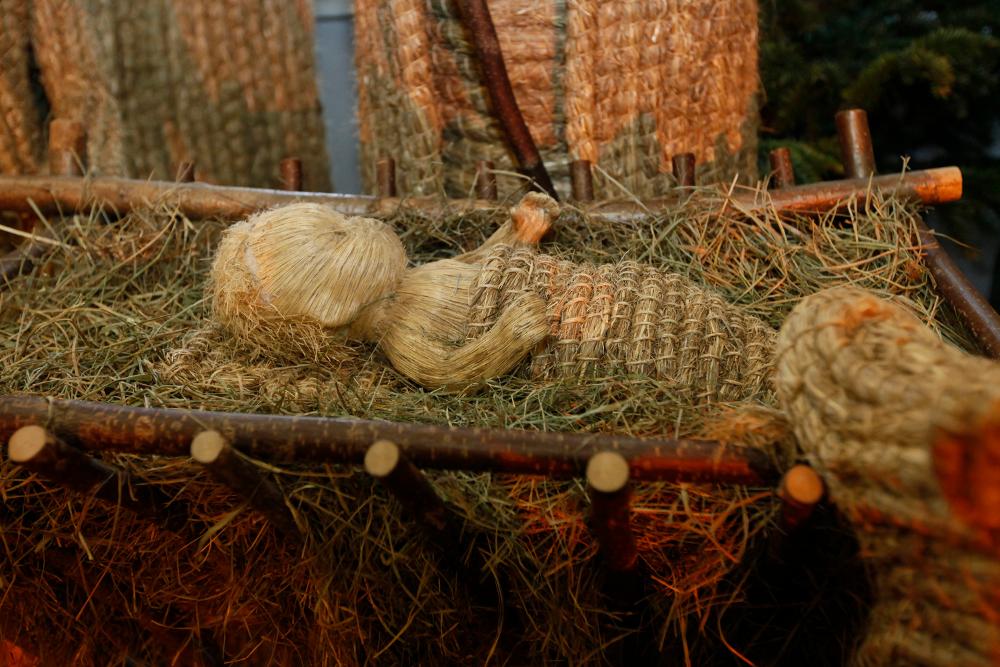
left=279, top=157, right=303, bottom=192
left=8, top=425, right=183, bottom=530
left=778, top=464, right=825, bottom=531
left=672, top=153, right=696, bottom=187
left=365, top=439, right=451, bottom=534
left=587, top=451, right=639, bottom=573
left=0, top=167, right=962, bottom=224
left=376, top=157, right=397, bottom=197
left=0, top=396, right=779, bottom=484
left=191, top=430, right=300, bottom=539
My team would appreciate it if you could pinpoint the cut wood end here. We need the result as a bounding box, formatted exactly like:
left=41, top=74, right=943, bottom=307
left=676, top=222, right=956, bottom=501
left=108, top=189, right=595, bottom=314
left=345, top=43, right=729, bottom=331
left=365, top=439, right=400, bottom=478
left=191, top=430, right=228, bottom=464
left=781, top=465, right=824, bottom=505
left=9, top=425, right=48, bottom=463
left=586, top=451, right=630, bottom=493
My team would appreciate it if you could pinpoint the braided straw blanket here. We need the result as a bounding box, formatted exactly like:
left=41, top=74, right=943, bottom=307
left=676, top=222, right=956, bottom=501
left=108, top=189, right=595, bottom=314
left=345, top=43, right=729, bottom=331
left=469, top=244, right=774, bottom=402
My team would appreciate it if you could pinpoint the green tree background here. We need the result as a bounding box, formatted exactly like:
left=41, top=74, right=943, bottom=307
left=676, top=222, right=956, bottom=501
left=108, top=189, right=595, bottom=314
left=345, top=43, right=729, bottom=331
left=758, top=1, right=1000, bottom=299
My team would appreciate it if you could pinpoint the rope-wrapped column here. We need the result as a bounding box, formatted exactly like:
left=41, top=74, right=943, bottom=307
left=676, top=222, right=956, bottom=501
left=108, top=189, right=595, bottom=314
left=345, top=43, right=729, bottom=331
left=775, top=286, right=1000, bottom=666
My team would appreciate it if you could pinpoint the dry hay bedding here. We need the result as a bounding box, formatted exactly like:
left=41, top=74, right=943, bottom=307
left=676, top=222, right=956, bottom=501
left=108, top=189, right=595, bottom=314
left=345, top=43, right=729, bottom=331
left=0, top=189, right=977, bottom=666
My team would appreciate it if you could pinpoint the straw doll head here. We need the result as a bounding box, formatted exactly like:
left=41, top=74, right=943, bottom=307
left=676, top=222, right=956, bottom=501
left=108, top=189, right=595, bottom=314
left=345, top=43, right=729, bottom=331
left=210, top=204, right=407, bottom=348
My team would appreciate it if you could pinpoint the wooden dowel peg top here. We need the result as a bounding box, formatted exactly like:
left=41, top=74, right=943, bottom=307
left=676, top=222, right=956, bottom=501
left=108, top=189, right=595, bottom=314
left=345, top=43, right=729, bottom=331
left=191, top=430, right=300, bottom=539
left=587, top=451, right=639, bottom=573
left=778, top=464, right=825, bottom=530
left=365, top=439, right=450, bottom=533
left=769, top=147, right=796, bottom=189
left=9, top=425, right=181, bottom=529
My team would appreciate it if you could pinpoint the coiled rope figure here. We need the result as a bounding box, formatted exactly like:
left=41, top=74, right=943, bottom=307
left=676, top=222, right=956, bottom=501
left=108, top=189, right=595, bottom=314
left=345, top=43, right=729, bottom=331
left=210, top=193, right=774, bottom=400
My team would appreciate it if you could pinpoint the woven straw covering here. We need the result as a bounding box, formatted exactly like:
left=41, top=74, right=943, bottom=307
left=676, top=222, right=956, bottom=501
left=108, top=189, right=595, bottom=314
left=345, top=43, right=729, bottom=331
left=776, top=287, right=1000, bottom=667
left=355, top=0, right=758, bottom=198
left=468, top=244, right=774, bottom=402
left=0, top=0, right=44, bottom=174
left=1, top=0, right=330, bottom=189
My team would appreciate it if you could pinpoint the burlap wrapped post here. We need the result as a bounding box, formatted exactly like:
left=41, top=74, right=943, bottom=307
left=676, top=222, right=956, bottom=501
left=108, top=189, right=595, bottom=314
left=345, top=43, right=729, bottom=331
left=355, top=0, right=759, bottom=198
left=3, top=0, right=330, bottom=189
left=0, top=0, right=44, bottom=175
left=776, top=286, right=1000, bottom=667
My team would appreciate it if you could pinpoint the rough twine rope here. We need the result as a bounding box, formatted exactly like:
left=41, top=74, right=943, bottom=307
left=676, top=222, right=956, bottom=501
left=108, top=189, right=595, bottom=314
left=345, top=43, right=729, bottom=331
left=468, top=244, right=774, bottom=402
left=354, top=0, right=759, bottom=198
left=775, top=286, right=1000, bottom=667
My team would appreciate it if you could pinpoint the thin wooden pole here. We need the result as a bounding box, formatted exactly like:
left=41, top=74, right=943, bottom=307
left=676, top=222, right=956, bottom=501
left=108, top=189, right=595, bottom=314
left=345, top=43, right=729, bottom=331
left=376, top=157, right=397, bottom=197
left=769, top=147, right=796, bottom=189
left=365, top=439, right=451, bottom=534
left=0, top=167, right=964, bottom=224
left=0, top=395, right=780, bottom=485
left=191, top=430, right=300, bottom=539
left=586, top=451, right=638, bottom=573
left=176, top=161, right=196, bottom=183
left=8, top=425, right=185, bottom=532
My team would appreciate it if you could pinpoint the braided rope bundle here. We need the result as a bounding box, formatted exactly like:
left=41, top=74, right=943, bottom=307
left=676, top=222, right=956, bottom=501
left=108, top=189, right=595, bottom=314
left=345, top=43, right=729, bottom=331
left=776, top=287, right=1000, bottom=666
left=468, top=245, right=774, bottom=402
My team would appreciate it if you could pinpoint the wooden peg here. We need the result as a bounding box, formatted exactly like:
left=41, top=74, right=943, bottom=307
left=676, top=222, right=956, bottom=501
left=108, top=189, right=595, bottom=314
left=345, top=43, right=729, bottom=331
left=778, top=464, right=825, bottom=530
left=191, top=430, right=299, bottom=539
left=48, top=119, right=86, bottom=177
left=365, top=439, right=450, bottom=533
left=376, top=157, right=397, bottom=197
left=586, top=451, right=638, bottom=572
left=570, top=159, right=595, bottom=202
left=9, top=425, right=181, bottom=529
left=769, top=147, right=796, bottom=189
left=835, top=109, right=876, bottom=179
left=279, top=157, right=303, bottom=192
left=671, top=152, right=696, bottom=187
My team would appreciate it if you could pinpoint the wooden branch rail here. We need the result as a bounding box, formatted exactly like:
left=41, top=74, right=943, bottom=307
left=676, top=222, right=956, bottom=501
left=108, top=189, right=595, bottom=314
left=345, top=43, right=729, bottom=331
left=0, top=395, right=779, bottom=485
left=365, top=439, right=451, bottom=533
left=191, top=430, right=300, bottom=540
left=0, top=166, right=963, bottom=226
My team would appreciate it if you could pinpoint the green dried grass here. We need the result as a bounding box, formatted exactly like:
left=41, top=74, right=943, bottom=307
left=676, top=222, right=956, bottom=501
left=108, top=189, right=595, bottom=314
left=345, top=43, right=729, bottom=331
left=0, top=187, right=977, bottom=665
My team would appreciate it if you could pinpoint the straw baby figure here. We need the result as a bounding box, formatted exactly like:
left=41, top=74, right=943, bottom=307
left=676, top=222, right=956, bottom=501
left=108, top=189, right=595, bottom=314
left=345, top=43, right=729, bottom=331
left=211, top=193, right=775, bottom=399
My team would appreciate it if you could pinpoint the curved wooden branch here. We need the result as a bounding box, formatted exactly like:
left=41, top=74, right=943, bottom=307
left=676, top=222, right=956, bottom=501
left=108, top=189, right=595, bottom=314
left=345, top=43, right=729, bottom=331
left=457, top=0, right=558, bottom=199
left=0, top=395, right=779, bottom=485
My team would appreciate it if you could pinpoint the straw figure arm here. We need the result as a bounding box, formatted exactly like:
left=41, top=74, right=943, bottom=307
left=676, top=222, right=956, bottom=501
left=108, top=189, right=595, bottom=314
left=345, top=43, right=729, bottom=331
left=373, top=259, right=549, bottom=389
left=774, top=286, right=1000, bottom=665
left=454, top=192, right=557, bottom=264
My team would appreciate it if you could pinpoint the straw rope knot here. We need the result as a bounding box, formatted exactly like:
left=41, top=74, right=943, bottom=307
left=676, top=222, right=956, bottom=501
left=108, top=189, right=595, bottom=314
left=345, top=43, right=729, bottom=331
left=468, top=244, right=775, bottom=403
